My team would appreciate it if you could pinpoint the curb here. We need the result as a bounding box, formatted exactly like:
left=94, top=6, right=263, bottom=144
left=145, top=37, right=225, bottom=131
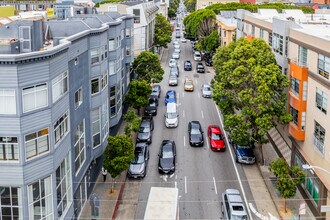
left=111, top=174, right=127, bottom=220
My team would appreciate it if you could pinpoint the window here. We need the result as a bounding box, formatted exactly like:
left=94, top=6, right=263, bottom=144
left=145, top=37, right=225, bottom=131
left=298, top=46, right=307, bottom=66
left=28, top=176, right=53, bottom=219
left=126, top=46, right=131, bottom=56
left=103, top=45, right=108, bottom=59
left=109, top=39, right=116, bottom=51
left=22, top=83, right=48, bottom=113
left=268, top=32, right=272, bottom=47
left=101, top=70, right=108, bottom=90
left=318, top=54, right=330, bottom=79
left=313, top=121, right=325, bottom=155
left=54, top=112, right=69, bottom=144
left=109, top=61, right=116, bottom=76
left=19, top=26, right=31, bottom=52
left=125, top=28, right=131, bottom=37
left=91, top=78, right=99, bottom=95
left=290, top=77, right=300, bottom=97
left=272, top=33, right=283, bottom=55
left=260, top=29, right=264, bottom=39
left=0, top=137, right=18, bottom=161
left=92, top=108, right=100, bottom=148
left=52, top=71, right=68, bottom=103
left=91, top=49, right=99, bottom=64
left=121, top=29, right=124, bottom=41
left=116, top=82, right=122, bottom=113
left=74, top=57, right=79, bottom=65
left=316, top=88, right=327, bottom=114
left=290, top=106, right=298, bottom=126
left=0, top=89, right=16, bottom=114
left=116, top=36, right=121, bottom=48
left=25, top=128, right=49, bottom=160
left=0, top=186, right=22, bottom=219
left=74, top=120, right=85, bottom=173
left=56, top=154, right=72, bottom=219
left=110, top=86, right=116, bottom=117
left=101, top=100, right=109, bottom=142
left=133, top=9, right=140, bottom=23
left=75, top=88, right=82, bottom=109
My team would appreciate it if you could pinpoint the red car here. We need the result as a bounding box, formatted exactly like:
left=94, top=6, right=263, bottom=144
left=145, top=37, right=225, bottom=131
left=207, top=125, right=225, bottom=151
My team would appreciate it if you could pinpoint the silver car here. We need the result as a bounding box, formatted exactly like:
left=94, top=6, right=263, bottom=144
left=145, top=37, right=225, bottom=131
left=221, top=189, right=248, bottom=220
left=168, top=75, right=178, bottom=86
left=201, top=84, right=212, bottom=98
left=172, top=52, right=180, bottom=59
left=128, top=143, right=149, bottom=179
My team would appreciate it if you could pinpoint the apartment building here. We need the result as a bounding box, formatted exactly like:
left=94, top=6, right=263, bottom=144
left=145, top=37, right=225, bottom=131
left=0, top=1, right=55, bottom=12
left=98, top=0, right=158, bottom=56
left=215, top=11, right=237, bottom=47
left=0, top=12, right=134, bottom=219
left=237, top=8, right=330, bottom=219
left=195, top=0, right=239, bottom=10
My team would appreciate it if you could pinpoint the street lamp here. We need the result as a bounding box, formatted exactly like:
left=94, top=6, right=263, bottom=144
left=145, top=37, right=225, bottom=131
left=302, top=164, right=330, bottom=175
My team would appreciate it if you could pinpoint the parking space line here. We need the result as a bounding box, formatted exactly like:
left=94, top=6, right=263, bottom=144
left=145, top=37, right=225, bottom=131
left=182, top=92, right=184, bottom=98
left=198, top=92, right=200, bottom=98
left=195, top=79, right=198, bottom=85
left=175, top=181, right=177, bottom=189
left=184, top=136, right=186, bottom=146
left=201, top=110, right=204, bottom=119
left=185, top=176, right=187, bottom=194
left=183, top=110, right=185, bottom=118
left=206, top=139, right=210, bottom=149
left=213, top=177, right=218, bottom=195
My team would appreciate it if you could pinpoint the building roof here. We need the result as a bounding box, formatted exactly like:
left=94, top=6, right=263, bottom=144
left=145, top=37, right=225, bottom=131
left=121, top=0, right=144, bottom=6
left=216, top=11, right=237, bottom=27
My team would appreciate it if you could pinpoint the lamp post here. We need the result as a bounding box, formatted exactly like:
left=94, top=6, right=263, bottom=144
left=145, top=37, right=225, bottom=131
left=302, top=164, right=330, bottom=175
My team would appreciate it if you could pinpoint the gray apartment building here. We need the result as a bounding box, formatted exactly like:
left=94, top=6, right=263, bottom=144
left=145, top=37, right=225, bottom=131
left=0, top=11, right=134, bottom=219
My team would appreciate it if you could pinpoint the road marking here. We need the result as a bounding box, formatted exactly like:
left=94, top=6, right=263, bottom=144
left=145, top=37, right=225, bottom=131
left=249, top=203, right=279, bottom=220
left=170, top=173, right=175, bottom=178
left=183, top=110, right=185, bottom=118
left=201, top=110, right=204, bottom=119
left=195, top=79, right=198, bottom=85
left=175, top=181, right=177, bottom=189
left=184, top=136, right=186, bottom=146
left=214, top=103, right=253, bottom=219
left=182, top=92, right=184, bottom=98
left=198, top=92, right=200, bottom=98
left=185, top=176, right=187, bottom=194
left=206, top=139, right=210, bottom=149
left=213, top=177, right=218, bottom=195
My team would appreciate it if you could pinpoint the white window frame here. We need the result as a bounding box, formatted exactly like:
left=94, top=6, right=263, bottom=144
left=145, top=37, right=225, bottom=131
left=109, top=39, right=116, bottom=51
left=74, top=87, right=83, bottom=109
left=101, top=99, right=109, bottom=142
left=90, top=48, right=100, bottom=64
left=0, top=186, right=22, bottom=218
left=109, top=61, right=116, bottom=76
left=125, top=28, right=131, bottom=38
left=25, top=128, right=49, bottom=160
left=91, top=78, right=100, bottom=95
left=0, top=89, right=16, bottom=115
left=74, top=120, right=85, bottom=174
left=0, top=136, right=19, bottom=161
left=316, top=87, right=327, bottom=114
left=110, top=86, right=116, bottom=117
left=54, top=112, right=69, bottom=145
left=19, top=26, right=31, bottom=52
left=313, top=121, right=325, bottom=155
left=52, top=71, right=68, bottom=103
left=318, top=54, right=330, bottom=79
left=92, top=108, right=101, bottom=148
left=101, top=70, right=108, bottom=90
left=22, top=83, right=48, bottom=113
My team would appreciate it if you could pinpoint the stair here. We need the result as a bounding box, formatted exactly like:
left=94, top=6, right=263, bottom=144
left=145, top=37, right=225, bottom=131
left=268, top=127, right=291, bottom=164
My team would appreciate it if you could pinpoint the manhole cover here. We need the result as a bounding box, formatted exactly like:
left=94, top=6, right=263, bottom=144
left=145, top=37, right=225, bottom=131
left=193, top=74, right=199, bottom=78
left=207, top=71, right=210, bottom=73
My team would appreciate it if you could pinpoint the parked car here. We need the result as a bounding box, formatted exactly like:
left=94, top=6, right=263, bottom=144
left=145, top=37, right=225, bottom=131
left=176, top=31, right=181, bottom=38
left=136, top=117, right=154, bottom=144
left=184, top=78, right=194, bottom=91
left=188, top=121, right=204, bottom=146
left=196, top=62, right=205, bottom=73
left=207, top=125, right=225, bottom=151
left=144, top=96, right=158, bottom=116
left=181, top=38, right=187, bottom=43
left=194, top=51, right=202, bottom=61
left=165, top=90, right=177, bottom=105
left=170, top=66, right=179, bottom=77
left=172, top=52, right=180, bottom=59
left=231, top=140, right=256, bottom=164
left=184, top=60, right=192, bottom=71
left=205, top=58, right=213, bottom=66
left=221, top=189, right=248, bottom=220
left=151, top=85, right=161, bottom=98
left=174, top=44, right=180, bottom=49
left=169, top=59, right=177, bottom=67
left=158, top=140, right=176, bottom=174
left=201, top=84, right=212, bottom=98
left=168, top=75, right=178, bottom=86
left=128, top=143, right=149, bottom=178
left=174, top=48, right=181, bottom=53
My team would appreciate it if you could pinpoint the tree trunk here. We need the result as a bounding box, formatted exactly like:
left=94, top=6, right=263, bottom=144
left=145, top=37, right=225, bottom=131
left=284, top=198, right=287, bottom=213
left=111, top=178, right=115, bottom=193
left=258, top=142, right=264, bottom=165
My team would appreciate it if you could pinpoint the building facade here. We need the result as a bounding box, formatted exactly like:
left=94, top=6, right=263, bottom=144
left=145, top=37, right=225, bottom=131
left=0, top=12, right=134, bottom=219
left=215, top=11, right=237, bottom=47
left=237, top=8, right=330, bottom=219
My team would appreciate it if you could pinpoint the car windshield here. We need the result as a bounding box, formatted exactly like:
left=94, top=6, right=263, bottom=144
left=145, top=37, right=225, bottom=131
left=167, top=93, right=175, bottom=99
left=203, top=86, right=211, bottom=91
left=170, top=76, right=177, bottom=80
left=237, top=144, right=251, bottom=149
left=139, top=126, right=150, bottom=133
left=232, top=214, right=248, bottom=220
left=185, top=63, right=191, bottom=66
left=185, top=81, right=192, bottom=85
left=162, top=150, right=174, bottom=159
left=149, top=99, right=156, bottom=107
left=211, top=133, right=222, bottom=140
left=191, top=128, right=201, bottom=135
left=131, top=154, right=144, bottom=164
left=167, top=112, right=177, bottom=119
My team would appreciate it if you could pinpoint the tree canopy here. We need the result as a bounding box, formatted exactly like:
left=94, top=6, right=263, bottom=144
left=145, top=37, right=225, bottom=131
left=154, top=14, right=172, bottom=48
left=212, top=38, right=292, bottom=162
left=124, top=110, right=142, bottom=136
left=183, top=9, right=216, bottom=40
left=184, top=0, right=196, bottom=12
left=195, top=30, right=219, bottom=52
left=125, top=79, right=152, bottom=111
left=168, top=0, right=179, bottom=18
left=132, top=51, right=164, bottom=83
left=103, top=135, right=134, bottom=179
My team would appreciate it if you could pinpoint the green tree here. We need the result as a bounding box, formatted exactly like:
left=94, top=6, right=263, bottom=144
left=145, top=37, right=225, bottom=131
left=132, top=51, right=164, bottom=83
left=168, top=0, right=180, bottom=18
left=168, top=8, right=176, bottom=19
left=269, top=158, right=306, bottom=212
left=125, top=80, right=152, bottom=114
left=183, top=9, right=216, bottom=40
left=103, top=135, right=134, bottom=192
left=124, top=110, right=142, bottom=136
left=154, top=14, right=172, bottom=48
left=195, top=30, right=219, bottom=52
left=212, top=38, right=292, bottom=163
left=184, top=0, right=196, bottom=12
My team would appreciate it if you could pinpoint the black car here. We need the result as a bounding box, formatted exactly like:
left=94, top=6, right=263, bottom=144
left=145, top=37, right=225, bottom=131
left=196, top=62, right=205, bottom=73
left=184, top=60, right=192, bottom=71
left=158, top=140, right=176, bottom=174
left=128, top=143, right=149, bottom=178
left=144, top=96, right=158, bottom=116
left=170, top=66, right=179, bottom=77
left=205, top=58, right=213, bottom=66
left=151, top=85, right=161, bottom=98
left=188, top=121, right=204, bottom=146
left=136, top=117, right=154, bottom=144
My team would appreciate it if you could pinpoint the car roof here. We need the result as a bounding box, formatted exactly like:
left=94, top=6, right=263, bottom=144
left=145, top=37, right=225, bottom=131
left=167, top=90, right=176, bottom=94
left=208, top=125, right=221, bottom=133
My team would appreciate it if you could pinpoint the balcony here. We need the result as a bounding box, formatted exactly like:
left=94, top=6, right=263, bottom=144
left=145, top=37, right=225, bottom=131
left=289, top=121, right=305, bottom=141
left=246, top=35, right=254, bottom=41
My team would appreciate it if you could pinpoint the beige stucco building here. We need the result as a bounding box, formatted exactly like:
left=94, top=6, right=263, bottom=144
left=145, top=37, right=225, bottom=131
left=236, top=8, right=330, bottom=219
left=215, top=11, right=237, bottom=46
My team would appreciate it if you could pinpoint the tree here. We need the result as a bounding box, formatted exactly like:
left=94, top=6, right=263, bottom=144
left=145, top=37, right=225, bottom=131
left=212, top=38, right=292, bottom=163
left=132, top=51, right=164, bottom=83
left=125, top=80, right=152, bottom=114
left=184, top=0, right=196, bottom=12
left=195, top=30, right=219, bottom=52
left=269, top=158, right=306, bottom=212
left=183, top=9, right=216, bottom=40
left=103, top=135, right=134, bottom=192
left=168, top=8, right=176, bottom=19
left=168, top=0, right=179, bottom=19
left=124, top=110, right=142, bottom=136
left=154, top=14, right=172, bottom=48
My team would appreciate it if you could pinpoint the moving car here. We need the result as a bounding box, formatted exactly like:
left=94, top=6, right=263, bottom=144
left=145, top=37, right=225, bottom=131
left=231, top=140, right=256, bottom=164
left=128, top=143, right=149, bottom=178
left=158, top=140, right=176, bottom=174
left=201, top=84, right=212, bottom=98
left=174, top=44, right=180, bottom=49
left=207, top=125, right=225, bottom=151
left=181, top=38, right=187, bottom=43
left=193, top=51, right=202, bottom=61
left=170, top=66, right=179, bottom=77
left=188, top=121, right=204, bottom=146
left=144, top=96, right=158, bottom=116
left=151, top=85, right=161, bottom=98
left=165, top=90, right=177, bottom=105
left=176, top=31, right=181, bottom=38
left=174, top=48, right=181, bottom=53
left=221, top=189, right=248, bottom=220
left=169, top=59, right=177, bottom=68
left=184, top=60, right=192, bottom=71
left=196, top=62, right=205, bottom=73
left=136, top=116, right=154, bottom=144
left=168, top=75, right=178, bottom=86
left=172, top=52, right=180, bottom=59
left=184, top=78, right=194, bottom=91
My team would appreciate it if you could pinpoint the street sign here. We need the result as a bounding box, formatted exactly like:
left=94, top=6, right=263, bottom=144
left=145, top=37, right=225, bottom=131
left=299, top=202, right=306, bottom=215
left=321, top=205, right=330, bottom=212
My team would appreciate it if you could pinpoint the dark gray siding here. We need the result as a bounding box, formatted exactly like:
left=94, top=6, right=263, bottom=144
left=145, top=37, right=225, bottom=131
left=17, top=61, right=50, bottom=87
left=0, top=65, right=18, bottom=87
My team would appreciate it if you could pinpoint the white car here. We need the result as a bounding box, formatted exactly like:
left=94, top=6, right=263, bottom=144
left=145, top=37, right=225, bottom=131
left=172, top=52, right=180, bottom=59
left=194, top=51, right=202, bottom=61
left=181, top=38, right=187, bottom=43
left=174, top=44, right=180, bottom=49
left=201, top=84, right=212, bottom=98
left=168, top=75, right=178, bottom=86
left=169, top=59, right=177, bottom=67
left=174, top=48, right=181, bottom=53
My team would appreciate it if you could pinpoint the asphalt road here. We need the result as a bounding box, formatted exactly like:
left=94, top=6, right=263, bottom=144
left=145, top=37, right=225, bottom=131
left=132, top=32, right=257, bottom=219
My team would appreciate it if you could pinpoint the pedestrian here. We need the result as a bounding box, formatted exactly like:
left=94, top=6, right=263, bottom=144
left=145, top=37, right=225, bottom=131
left=102, top=167, right=107, bottom=182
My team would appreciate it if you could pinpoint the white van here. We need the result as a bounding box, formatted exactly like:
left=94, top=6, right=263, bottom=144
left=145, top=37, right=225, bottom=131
left=194, top=51, right=201, bottom=61
left=165, top=103, right=178, bottom=128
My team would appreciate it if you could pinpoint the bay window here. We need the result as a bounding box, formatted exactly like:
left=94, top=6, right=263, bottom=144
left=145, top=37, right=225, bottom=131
left=0, top=89, right=16, bottom=114
left=25, top=128, right=49, bottom=160
left=22, top=84, right=48, bottom=113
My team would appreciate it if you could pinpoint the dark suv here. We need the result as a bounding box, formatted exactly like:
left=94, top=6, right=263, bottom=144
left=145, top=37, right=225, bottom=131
left=128, top=143, right=149, bottom=178
left=136, top=117, right=154, bottom=144
left=144, top=96, right=158, bottom=116
left=158, top=140, right=176, bottom=174
left=231, top=140, right=255, bottom=164
left=184, top=60, right=192, bottom=71
left=196, top=62, right=205, bottom=73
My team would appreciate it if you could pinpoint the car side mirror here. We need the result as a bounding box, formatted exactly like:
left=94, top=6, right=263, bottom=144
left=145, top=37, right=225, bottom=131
left=164, top=114, right=166, bottom=117
left=158, top=154, right=160, bottom=157
left=177, top=114, right=179, bottom=117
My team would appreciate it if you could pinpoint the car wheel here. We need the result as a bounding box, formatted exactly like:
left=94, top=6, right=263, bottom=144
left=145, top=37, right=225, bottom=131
left=235, top=155, right=238, bottom=163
